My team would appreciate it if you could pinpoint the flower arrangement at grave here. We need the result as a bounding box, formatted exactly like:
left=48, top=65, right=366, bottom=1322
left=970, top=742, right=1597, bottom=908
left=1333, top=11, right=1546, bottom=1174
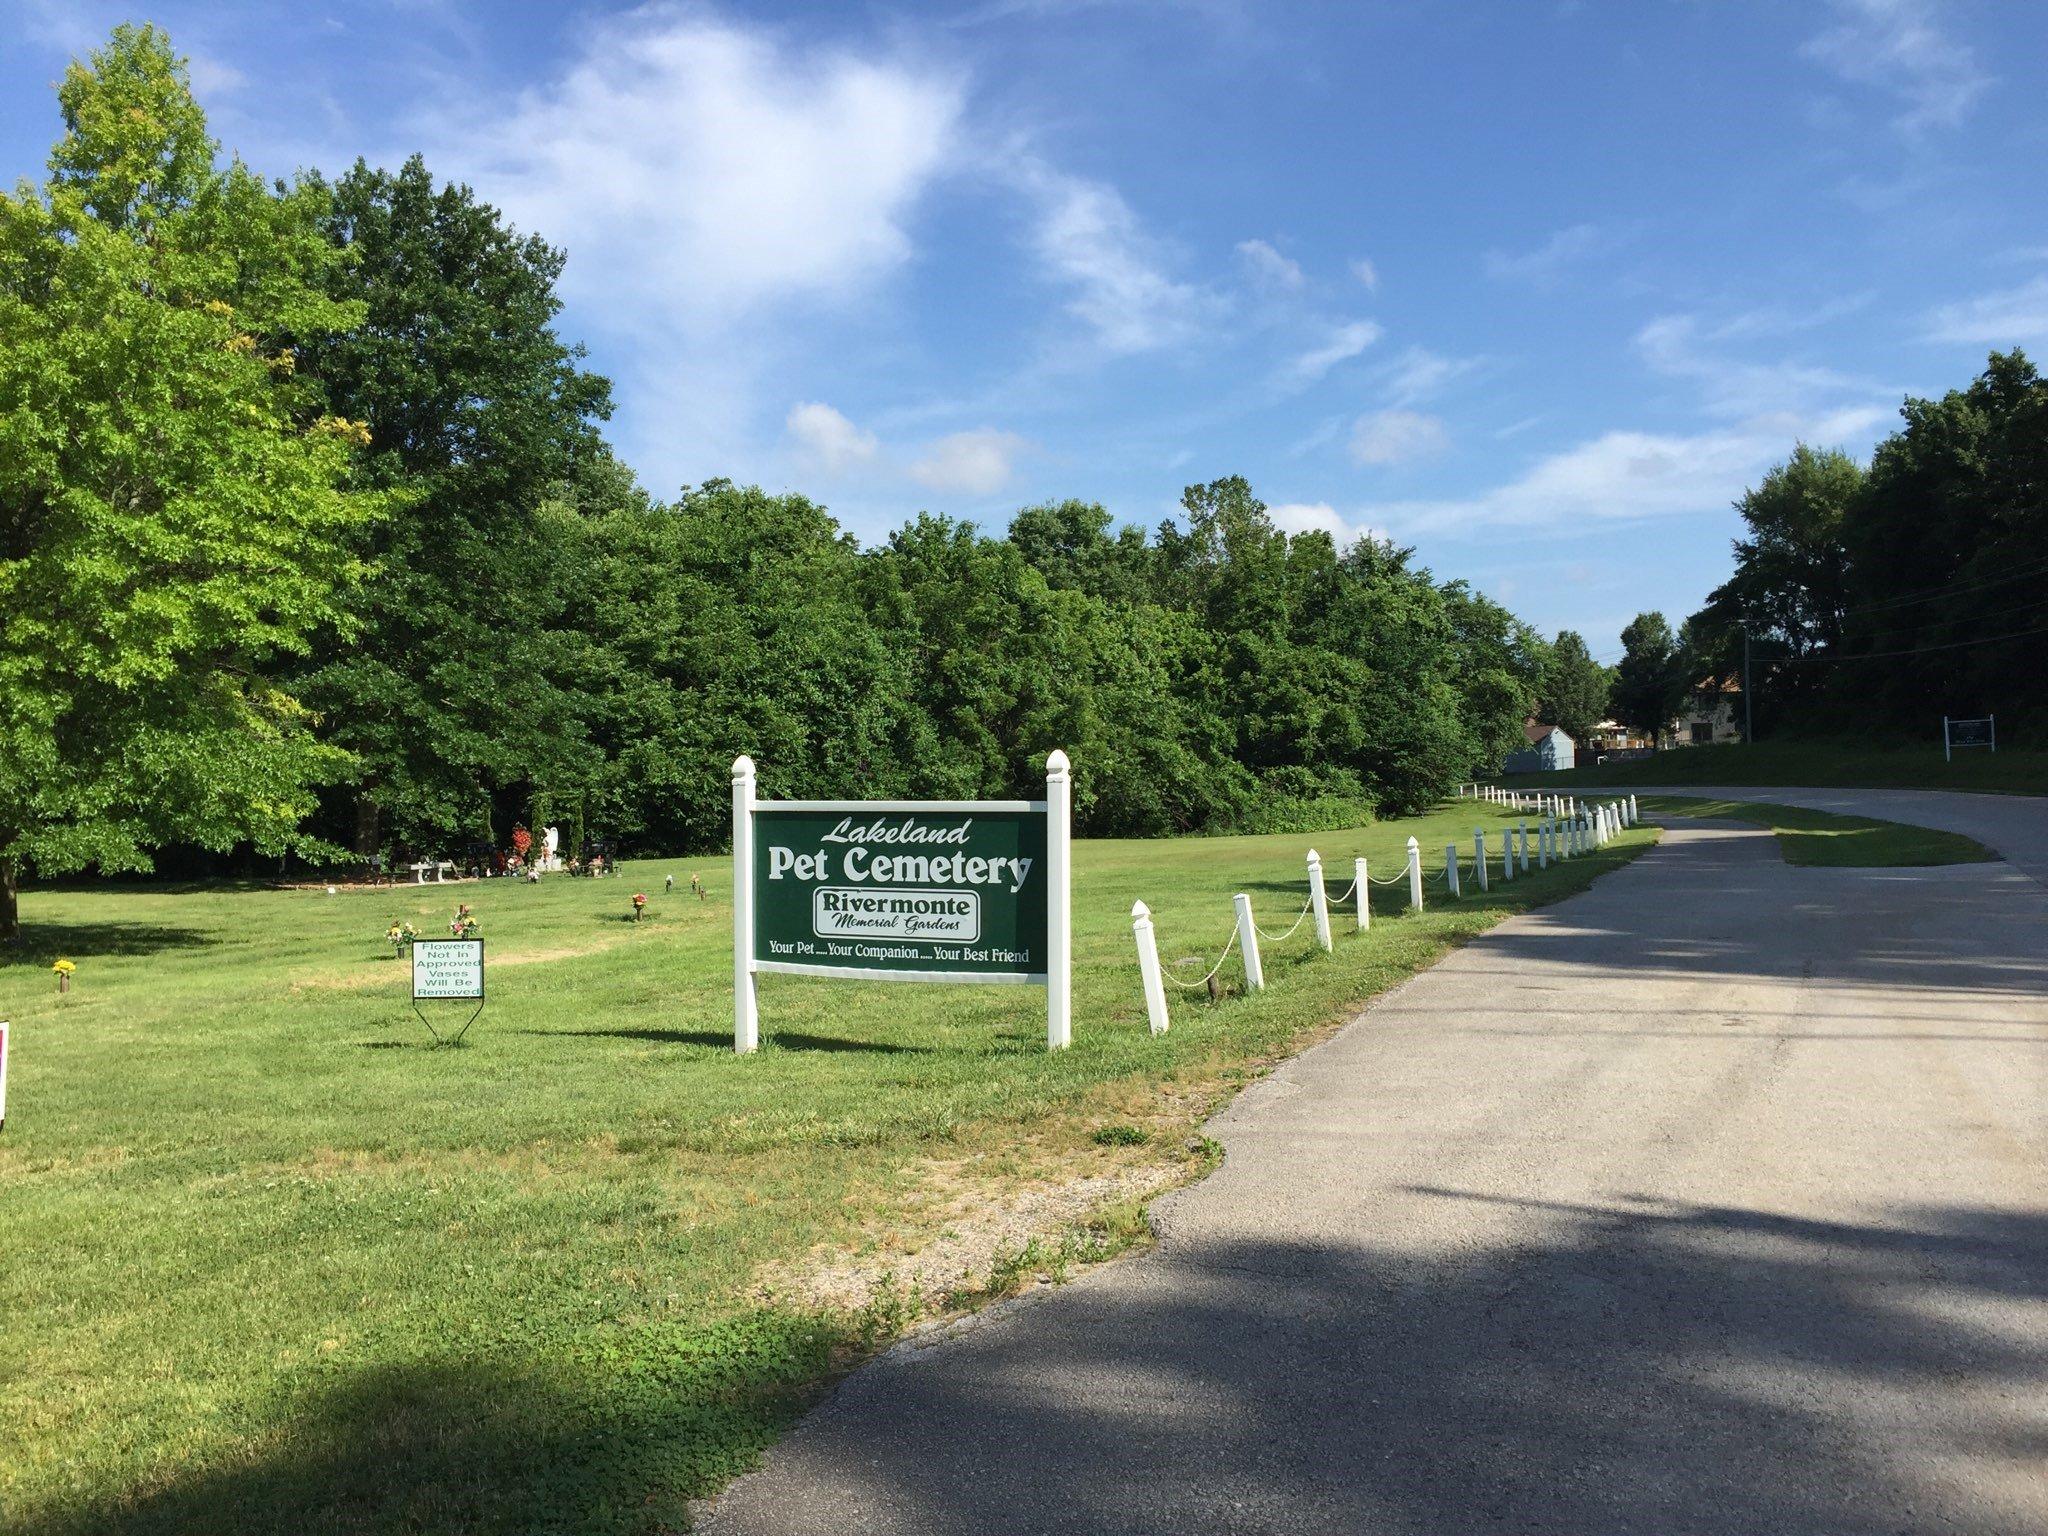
left=449, top=904, right=480, bottom=938
left=631, top=892, right=647, bottom=921
left=386, top=921, right=419, bottom=955
left=53, top=957, right=76, bottom=993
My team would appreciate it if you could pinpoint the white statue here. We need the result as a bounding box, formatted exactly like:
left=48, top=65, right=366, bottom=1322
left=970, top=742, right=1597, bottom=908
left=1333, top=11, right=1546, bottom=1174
left=543, top=825, right=560, bottom=870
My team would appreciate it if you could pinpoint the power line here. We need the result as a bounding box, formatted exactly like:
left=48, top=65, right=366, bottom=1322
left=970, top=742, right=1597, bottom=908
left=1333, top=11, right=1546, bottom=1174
left=1834, top=552, right=2048, bottom=617
left=1798, top=619, right=2048, bottom=663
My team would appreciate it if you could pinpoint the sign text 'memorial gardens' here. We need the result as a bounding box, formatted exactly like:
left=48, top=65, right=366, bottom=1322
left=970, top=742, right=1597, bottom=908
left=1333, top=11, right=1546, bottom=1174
left=732, top=754, right=1072, bottom=1054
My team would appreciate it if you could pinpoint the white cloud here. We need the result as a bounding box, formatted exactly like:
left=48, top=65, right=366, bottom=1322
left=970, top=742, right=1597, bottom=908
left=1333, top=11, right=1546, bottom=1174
left=1236, top=237, right=1304, bottom=290
left=1483, top=223, right=1608, bottom=284
left=1924, top=275, right=2048, bottom=345
left=1011, top=158, right=1216, bottom=354
left=433, top=12, right=964, bottom=327
left=1801, top=0, right=1988, bottom=135
left=1361, top=409, right=1889, bottom=537
left=1283, top=319, right=1382, bottom=386
left=1378, top=345, right=1483, bottom=406
left=909, top=428, right=1030, bottom=496
left=1350, top=409, right=1449, bottom=466
left=1268, top=501, right=1388, bottom=547
left=1349, top=256, right=1380, bottom=291
left=785, top=401, right=879, bottom=474
left=1634, top=314, right=1884, bottom=417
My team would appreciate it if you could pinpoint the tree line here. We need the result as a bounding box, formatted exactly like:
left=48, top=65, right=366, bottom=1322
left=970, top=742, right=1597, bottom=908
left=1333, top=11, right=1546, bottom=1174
left=0, top=27, right=1604, bottom=936
left=1608, top=351, right=2047, bottom=747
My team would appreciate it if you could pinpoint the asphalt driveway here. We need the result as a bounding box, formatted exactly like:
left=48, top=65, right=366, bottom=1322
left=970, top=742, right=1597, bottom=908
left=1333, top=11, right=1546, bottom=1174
left=700, top=811, right=2048, bottom=1535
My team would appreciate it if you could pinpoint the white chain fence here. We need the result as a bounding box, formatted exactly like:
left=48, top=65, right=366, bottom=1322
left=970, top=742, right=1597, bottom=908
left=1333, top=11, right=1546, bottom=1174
left=1130, top=800, right=1642, bottom=1034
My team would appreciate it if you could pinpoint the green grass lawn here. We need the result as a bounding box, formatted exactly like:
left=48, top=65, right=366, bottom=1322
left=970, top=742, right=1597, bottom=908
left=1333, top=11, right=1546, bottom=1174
left=1639, top=795, right=1995, bottom=866
left=1502, top=739, right=2048, bottom=796
left=1, top=803, right=1653, bottom=1536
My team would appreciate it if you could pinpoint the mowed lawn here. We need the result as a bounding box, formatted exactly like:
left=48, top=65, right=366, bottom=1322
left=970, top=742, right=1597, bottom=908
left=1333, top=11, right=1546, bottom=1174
left=2, top=802, right=1652, bottom=1536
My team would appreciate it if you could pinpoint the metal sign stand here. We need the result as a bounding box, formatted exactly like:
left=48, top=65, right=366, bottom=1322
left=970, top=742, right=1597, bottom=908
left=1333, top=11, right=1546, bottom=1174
left=411, top=994, right=486, bottom=1047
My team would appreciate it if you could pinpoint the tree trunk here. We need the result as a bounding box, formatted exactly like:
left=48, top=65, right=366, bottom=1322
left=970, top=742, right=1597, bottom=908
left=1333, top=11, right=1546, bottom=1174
left=354, top=793, right=381, bottom=858
left=0, top=855, right=18, bottom=943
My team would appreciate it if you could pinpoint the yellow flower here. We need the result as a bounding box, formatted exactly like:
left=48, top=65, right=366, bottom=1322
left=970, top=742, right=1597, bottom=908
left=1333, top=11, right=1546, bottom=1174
left=52, top=958, right=76, bottom=975
left=225, top=333, right=257, bottom=354
left=203, top=298, right=234, bottom=317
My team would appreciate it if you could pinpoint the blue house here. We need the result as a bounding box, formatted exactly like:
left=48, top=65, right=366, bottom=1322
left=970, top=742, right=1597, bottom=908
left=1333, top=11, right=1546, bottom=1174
left=1503, top=721, right=1575, bottom=775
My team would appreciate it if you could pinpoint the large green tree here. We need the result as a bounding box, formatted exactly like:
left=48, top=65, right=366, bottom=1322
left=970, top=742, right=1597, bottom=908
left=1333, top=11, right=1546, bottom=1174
left=0, top=26, right=386, bottom=937
left=1536, top=630, right=1611, bottom=743
left=1610, top=611, right=1686, bottom=739
left=291, top=154, right=614, bottom=855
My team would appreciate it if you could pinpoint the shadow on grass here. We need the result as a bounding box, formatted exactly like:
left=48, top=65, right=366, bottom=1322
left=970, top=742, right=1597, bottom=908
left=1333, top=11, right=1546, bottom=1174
left=518, top=1026, right=931, bottom=1054
left=0, top=921, right=214, bottom=965
left=20, top=1312, right=853, bottom=1536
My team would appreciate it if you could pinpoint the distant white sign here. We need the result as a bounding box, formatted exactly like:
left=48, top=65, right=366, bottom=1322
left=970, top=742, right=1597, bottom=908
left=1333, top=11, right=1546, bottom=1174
left=412, top=939, right=484, bottom=1000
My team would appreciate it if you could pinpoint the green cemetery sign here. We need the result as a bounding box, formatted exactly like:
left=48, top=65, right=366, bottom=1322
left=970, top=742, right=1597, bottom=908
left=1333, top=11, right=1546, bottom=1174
left=751, top=806, right=1049, bottom=981
left=731, top=753, right=1073, bottom=1054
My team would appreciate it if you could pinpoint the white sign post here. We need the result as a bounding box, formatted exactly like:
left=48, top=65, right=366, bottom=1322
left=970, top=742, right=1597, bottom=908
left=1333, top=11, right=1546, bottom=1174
left=410, top=938, right=485, bottom=1045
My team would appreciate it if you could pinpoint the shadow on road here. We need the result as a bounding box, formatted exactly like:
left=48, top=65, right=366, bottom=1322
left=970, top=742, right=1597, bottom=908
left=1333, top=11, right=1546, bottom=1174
left=702, top=1194, right=2048, bottom=1535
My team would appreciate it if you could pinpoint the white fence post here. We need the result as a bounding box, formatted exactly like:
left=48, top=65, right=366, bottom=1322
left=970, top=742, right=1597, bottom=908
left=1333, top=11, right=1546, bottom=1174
left=1307, top=848, right=1333, bottom=952
left=1474, top=830, right=1489, bottom=892
left=1234, top=892, right=1265, bottom=991
left=1518, top=821, right=1530, bottom=872
left=1047, top=750, right=1073, bottom=1050
left=1406, top=836, right=1423, bottom=911
left=732, top=755, right=759, bottom=1054
left=1355, top=857, right=1370, bottom=931
left=1446, top=844, right=1461, bottom=897
left=1131, top=901, right=1169, bottom=1036
left=1501, top=827, right=1514, bottom=882
left=1630, top=793, right=1639, bottom=824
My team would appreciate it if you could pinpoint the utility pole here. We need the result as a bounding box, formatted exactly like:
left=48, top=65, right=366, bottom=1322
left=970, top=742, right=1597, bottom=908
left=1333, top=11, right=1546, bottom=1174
left=1743, top=627, right=1753, bottom=745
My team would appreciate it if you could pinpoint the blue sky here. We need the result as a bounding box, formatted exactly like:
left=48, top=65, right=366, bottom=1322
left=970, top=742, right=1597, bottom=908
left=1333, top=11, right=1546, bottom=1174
left=6, top=1, right=2046, bottom=659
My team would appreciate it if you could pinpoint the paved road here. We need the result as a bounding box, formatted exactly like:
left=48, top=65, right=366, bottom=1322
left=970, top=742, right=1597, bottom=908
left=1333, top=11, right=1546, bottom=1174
left=701, top=814, right=2048, bottom=1535
left=1613, top=784, right=2048, bottom=886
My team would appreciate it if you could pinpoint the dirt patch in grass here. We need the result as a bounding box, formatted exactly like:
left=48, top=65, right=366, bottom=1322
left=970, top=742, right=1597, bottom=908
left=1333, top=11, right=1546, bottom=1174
left=754, top=1153, right=1185, bottom=1313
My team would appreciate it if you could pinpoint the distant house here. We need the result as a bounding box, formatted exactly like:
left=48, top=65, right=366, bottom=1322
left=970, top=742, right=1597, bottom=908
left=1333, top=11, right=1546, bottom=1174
left=1666, top=678, right=1744, bottom=747
left=1587, top=718, right=1656, bottom=764
left=1503, top=719, right=1575, bottom=774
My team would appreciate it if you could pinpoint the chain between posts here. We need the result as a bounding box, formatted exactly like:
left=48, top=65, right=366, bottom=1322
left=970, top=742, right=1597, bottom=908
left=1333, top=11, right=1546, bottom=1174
left=1159, top=923, right=1242, bottom=990
left=1253, top=894, right=1315, bottom=943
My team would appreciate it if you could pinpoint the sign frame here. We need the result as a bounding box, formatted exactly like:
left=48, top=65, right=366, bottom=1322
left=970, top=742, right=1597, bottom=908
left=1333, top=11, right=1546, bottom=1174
left=733, top=752, right=1072, bottom=1054
left=1943, top=714, right=1996, bottom=761
left=410, top=937, right=486, bottom=1045
left=0, top=1020, right=9, bottom=1132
